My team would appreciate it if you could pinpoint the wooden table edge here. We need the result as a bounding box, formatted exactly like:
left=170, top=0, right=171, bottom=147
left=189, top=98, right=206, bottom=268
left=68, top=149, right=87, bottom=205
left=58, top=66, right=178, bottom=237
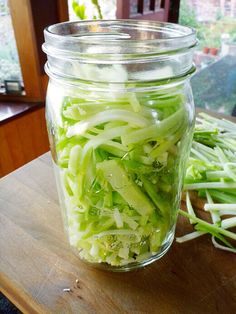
left=0, top=272, right=45, bottom=314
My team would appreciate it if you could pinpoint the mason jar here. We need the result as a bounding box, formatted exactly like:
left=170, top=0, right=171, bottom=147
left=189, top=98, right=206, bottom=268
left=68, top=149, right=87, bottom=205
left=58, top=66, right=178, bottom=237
left=43, top=20, right=196, bottom=271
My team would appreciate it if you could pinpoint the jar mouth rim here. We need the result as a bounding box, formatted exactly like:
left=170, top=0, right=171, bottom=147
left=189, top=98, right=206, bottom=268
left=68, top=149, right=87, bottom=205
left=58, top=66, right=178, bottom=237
left=45, top=19, right=196, bottom=43
left=43, top=20, right=197, bottom=62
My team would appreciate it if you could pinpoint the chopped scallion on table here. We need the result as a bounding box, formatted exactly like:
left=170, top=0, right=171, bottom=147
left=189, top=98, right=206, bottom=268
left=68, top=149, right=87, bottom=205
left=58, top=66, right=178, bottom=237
left=178, top=113, right=236, bottom=252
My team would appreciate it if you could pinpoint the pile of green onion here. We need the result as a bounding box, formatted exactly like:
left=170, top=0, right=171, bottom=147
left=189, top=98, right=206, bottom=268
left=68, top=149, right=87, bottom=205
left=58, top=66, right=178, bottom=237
left=177, top=113, right=236, bottom=253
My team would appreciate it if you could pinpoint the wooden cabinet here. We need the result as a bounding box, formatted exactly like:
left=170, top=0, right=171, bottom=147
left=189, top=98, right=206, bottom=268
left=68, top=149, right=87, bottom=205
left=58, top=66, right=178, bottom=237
left=0, top=107, right=49, bottom=177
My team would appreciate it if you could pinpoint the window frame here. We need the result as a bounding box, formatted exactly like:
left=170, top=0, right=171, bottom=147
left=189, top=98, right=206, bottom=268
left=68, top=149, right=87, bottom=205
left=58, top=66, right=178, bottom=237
left=0, top=0, right=68, bottom=102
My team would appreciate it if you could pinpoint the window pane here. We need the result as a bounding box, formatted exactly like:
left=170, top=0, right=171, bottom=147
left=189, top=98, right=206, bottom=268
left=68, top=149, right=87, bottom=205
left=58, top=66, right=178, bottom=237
left=179, top=0, right=236, bottom=116
left=67, top=0, right=116, bottom=20
left=0, top=0, right=23, bottom=90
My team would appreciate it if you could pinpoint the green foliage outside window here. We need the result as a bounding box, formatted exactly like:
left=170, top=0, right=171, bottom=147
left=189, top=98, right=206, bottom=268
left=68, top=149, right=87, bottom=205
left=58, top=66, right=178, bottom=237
left=179, top=0, right=198, bottom=29
left=179, top=0, right=236, bottom=49
left=72, top=0, right=103, bottom=20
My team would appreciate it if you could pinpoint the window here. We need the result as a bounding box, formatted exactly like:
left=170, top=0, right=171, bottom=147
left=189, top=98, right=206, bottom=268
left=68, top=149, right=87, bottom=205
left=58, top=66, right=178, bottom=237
left=0, top=0, right=69, bottom=102
left=0, top=0, right=23, bottom=94
left=179, top=0, right=236, bottom=116
left=67, top=0, right=116, bottom=20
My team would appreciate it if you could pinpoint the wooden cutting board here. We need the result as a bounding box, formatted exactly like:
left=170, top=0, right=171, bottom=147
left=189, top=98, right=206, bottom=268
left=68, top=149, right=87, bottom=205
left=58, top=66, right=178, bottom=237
left=0, top=153, right=236, bottom=314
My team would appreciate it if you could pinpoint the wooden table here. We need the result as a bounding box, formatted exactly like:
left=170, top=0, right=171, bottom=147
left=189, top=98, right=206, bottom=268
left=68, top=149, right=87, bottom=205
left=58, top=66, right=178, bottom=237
left=0, top=153, right=236, bottom=314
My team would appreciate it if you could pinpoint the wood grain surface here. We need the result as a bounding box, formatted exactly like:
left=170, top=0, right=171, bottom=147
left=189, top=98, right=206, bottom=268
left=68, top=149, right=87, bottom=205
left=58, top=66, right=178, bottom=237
left=0, top=153, right=236, bottom=314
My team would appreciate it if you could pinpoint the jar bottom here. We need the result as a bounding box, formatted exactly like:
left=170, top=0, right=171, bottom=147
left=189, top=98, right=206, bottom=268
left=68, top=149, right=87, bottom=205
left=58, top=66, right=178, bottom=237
left=70, top=229, right=175, bottom=272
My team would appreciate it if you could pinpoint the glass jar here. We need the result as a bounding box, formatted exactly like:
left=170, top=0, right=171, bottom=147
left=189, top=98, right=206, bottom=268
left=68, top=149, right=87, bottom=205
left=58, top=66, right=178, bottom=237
left=43, top=20, right=196, bottom=271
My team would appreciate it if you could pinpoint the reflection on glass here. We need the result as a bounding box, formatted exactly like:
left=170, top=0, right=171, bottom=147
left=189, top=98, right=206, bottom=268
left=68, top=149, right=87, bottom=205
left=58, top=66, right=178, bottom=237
left=0, top=0, right=23, bottom=87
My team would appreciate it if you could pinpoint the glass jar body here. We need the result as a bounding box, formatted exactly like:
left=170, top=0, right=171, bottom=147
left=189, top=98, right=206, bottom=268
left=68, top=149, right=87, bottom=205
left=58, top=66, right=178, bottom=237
left=46, top=77, right=195, bottom=271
